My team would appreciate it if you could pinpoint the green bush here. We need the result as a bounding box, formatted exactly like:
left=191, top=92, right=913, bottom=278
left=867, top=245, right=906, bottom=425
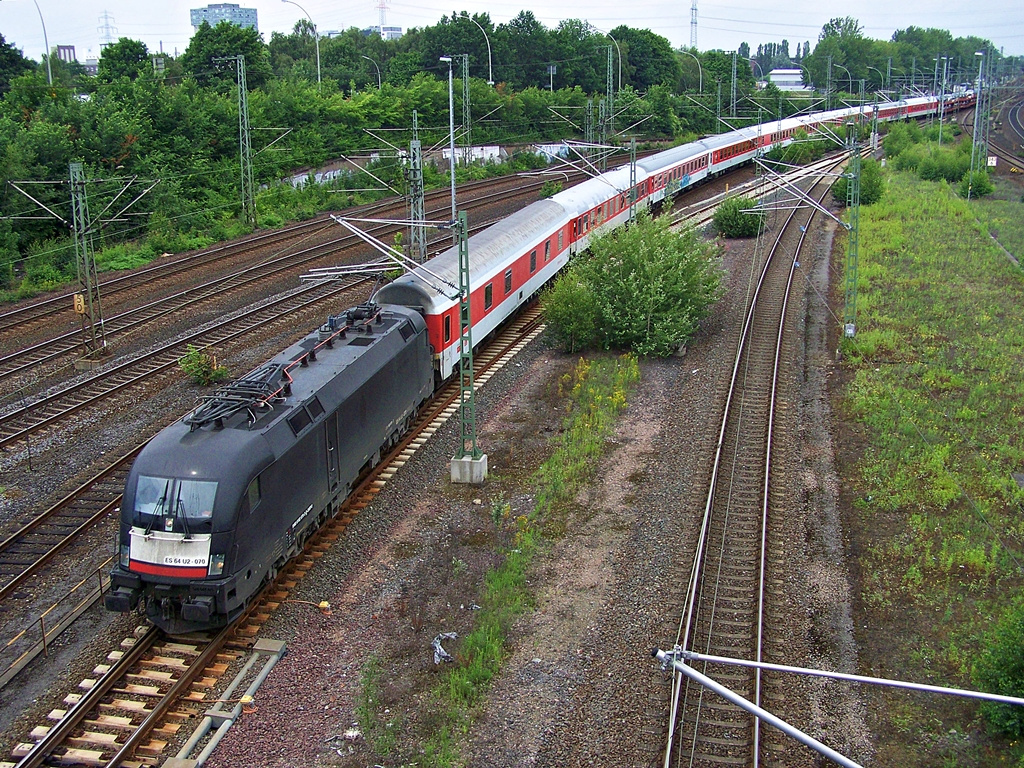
left=539, top=180, right=563, bottom=199
left=542, top=211, right=722, bottom=356
left=974, top=599, right=1024, bottom=737
left=95, top=242, right=156, bottom=271
left=714, top=196, right=765, bottom=238
left=832, top=158, right=886, bottom=206
left=882, top=121, right=923, bottom=159
left=891, top=144, right=927, bottom=173
left=918, top=148, right=971, bottom=184
left=542, top=265, right=599, bottom=353
left=178, top=345, right=230, bottom=386
left=959, top=169, right=994, bottom=199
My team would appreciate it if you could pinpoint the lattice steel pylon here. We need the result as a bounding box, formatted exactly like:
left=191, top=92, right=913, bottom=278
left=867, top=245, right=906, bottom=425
left=730, top=50, right=737, bottom=117
left=598, top=99, right=608, bottom=170
left=605, top=44, right=614, bottom=137
left=461, top=54, right=471, bottom=158
left=454, top=210, right=481, bottom=460
left=628, top=138, right=637, bottom=220
left=843, top=121, right=860, bottom=338
left=585, top=99, right=595, bottom=163
left=216, top=54, right=256, bottom=228
left=407, top=111, right=426, bottom=262
left=690, top=0, right=698, bottom=48
left=69, top=162, right=106, bottom=357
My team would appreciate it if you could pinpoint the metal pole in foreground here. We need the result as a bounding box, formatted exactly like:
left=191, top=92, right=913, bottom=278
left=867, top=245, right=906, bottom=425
left=671, top=648, right=1024, bottom=709
left=653, top=649, right=863, bottom=768
left=968, top=51, right=984, bottom=200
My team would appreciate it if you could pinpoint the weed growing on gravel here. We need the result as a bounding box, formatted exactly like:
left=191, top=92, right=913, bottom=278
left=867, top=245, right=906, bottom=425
left=422, top=353, right=640, bottom=765
left=355, top=656, right=397, bottom=755
left=840, top=170, right=1024, bottom=760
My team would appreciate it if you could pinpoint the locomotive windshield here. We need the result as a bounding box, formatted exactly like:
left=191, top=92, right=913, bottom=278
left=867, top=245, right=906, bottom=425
left=134, top=475, right=218, bottom=526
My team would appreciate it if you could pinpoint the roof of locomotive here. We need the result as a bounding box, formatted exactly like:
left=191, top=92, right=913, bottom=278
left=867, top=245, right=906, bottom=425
left=375, top=198, right=570, bottom=308
left=126, top=304, right=428, bottom=510
left=203, top=304, right=425, bottom=432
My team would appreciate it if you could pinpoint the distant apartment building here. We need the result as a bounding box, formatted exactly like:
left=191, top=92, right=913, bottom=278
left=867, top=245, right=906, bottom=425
left=190, top=3, right=258, bottom=32
left=362, top=25, right=402, bottom=40
left=55, top=45, right=98, bottom=75
left=768, top=68, right=812, bottom=92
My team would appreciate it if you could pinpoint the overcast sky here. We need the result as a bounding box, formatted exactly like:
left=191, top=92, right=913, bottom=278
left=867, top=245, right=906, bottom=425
left=1, top=0, right=1020, bottom=64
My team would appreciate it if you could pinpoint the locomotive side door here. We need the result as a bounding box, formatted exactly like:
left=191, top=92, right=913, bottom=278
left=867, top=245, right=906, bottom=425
left=326, top=412, right=340, bottom=491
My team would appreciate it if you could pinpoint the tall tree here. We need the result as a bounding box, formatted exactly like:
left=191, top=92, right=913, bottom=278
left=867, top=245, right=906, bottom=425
left=495, top=11, right=552, bottom=90
left=609, top=26, right=681, bottom=90
left=551, top=19, right=604, bottom=93
left=97, top=38, right=150, bottom=82
left=0, top=33, right=33, bottom=92
left=180, top=21, right=272, bottom=89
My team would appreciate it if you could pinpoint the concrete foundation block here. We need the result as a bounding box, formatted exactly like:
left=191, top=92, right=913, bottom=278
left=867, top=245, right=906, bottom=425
left=450, top=454, right=488, bottom=484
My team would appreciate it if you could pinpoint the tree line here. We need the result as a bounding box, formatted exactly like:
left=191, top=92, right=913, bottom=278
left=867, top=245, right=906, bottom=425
left=0, top=13, right=1016, bottom=297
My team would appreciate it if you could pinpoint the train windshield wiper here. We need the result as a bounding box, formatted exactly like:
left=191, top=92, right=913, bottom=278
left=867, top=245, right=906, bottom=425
left=174, top=493, right=193, bottom=540
left=143, top=494, right=168, bottom=534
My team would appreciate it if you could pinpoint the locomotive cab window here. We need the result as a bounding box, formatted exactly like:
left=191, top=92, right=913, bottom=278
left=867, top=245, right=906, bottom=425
left=484, top=284, right=493, bottom=310
left=444, top=313, right=452, bottom=343
left=246, top=476, right=261, bottom=511
left=133, top=475, right=218, bottom=523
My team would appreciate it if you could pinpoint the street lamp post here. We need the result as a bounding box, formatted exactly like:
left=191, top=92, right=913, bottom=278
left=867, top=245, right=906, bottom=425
left=281, top=0, right=320, bottom=87
left=2, top=0, right=52, bottom=84
left=439, top=56, right=457, bottom=228
left=866, top=66, right=883, bottom=91
left=680, top=49, right=702, bottom=92
left=834, top=63, right=851, bottom=98
left=361, top=55, right=381, bottom=88
left=588, top=23, right=621, bottom=90
left=467, top=16, right=493, bottom=85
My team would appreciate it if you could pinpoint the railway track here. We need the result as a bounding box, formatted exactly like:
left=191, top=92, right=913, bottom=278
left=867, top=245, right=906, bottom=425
left=0, top=174, right=558, bottom=396
left=5, top=304, right=546, bottom=767
left=1003, top=98, right=1024, bottom=163
left=662, top=168, right=838, bottom=767
left=965, top=92, right=1024, bottom=171
left=0, top=446, right=139, bottom=603
left=0, top=173, right=540, bottom=337
left=0, top=275, right=371, bottom=452
left=673, top=149, right=860, bottom=230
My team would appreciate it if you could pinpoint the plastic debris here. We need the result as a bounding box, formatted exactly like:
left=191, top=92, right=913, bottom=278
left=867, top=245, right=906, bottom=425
left=432, top=632, right=458, bottom=664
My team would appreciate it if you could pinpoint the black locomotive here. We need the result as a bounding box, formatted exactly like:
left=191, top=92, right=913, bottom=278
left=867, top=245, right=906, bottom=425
left=105, top=302, right=434, bottom=633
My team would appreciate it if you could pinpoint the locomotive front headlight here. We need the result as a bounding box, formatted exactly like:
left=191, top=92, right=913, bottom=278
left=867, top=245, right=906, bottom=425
left=119, top=544, right=130, bottom=569
left=208, top=553, right=225, bottom=577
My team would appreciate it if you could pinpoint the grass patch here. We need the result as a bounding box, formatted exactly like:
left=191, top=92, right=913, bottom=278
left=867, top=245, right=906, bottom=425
left=355, top=656, right=398, bottom=755
left=975, top=183, right=1024, bottom=262
left=840, top=169, right=1024, bottom=762
left=419, top=353, right=640, bottom=765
